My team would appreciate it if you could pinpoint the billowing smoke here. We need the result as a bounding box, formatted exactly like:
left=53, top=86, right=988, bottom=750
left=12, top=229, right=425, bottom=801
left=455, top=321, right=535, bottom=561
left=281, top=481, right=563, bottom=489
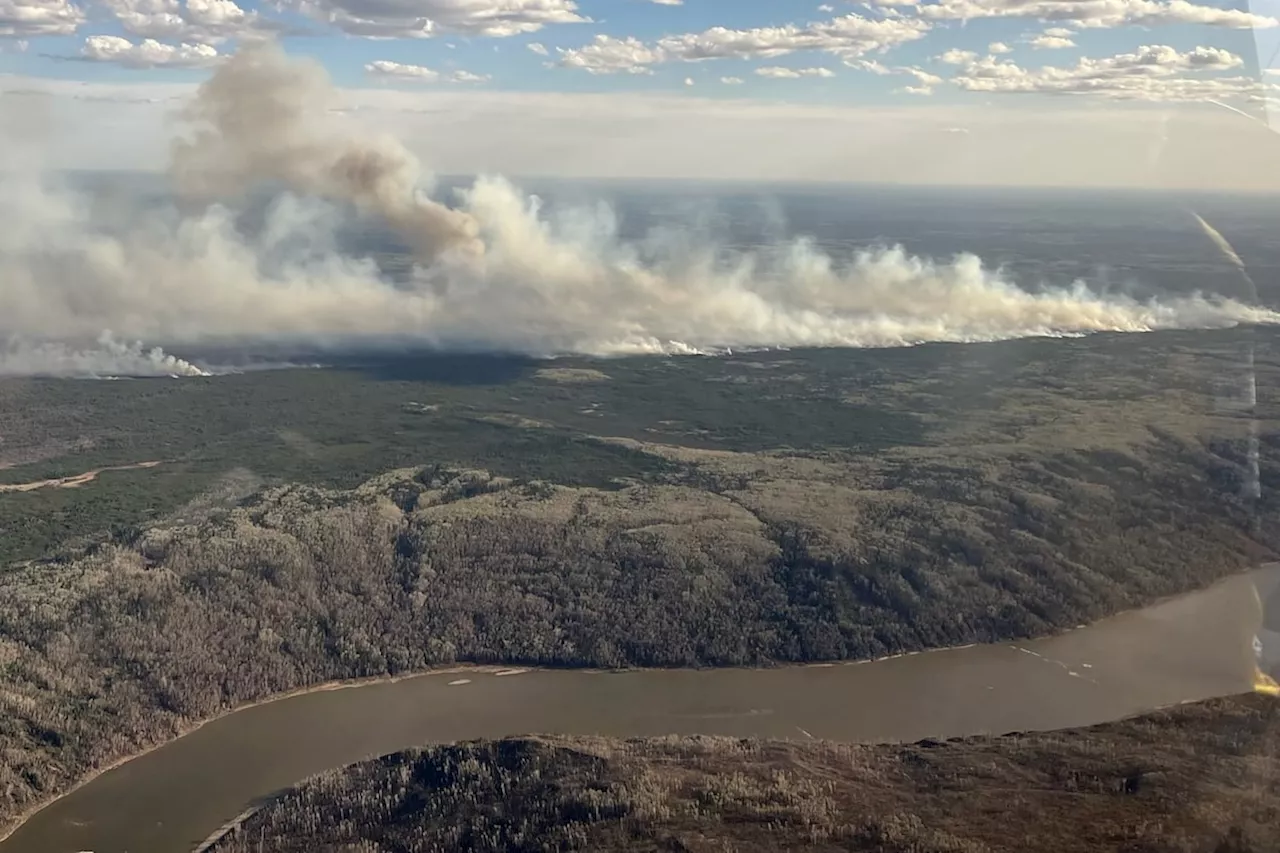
left=1, top=44, right=1278, bottom=377
left=0, top=333, right=210, bottom=378
left=170, top=43, right=483, bottom=261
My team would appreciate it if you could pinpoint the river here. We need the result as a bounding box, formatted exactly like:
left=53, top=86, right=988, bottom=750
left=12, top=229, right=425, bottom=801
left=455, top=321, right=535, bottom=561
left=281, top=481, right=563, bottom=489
left=6, top=566, right=1275, bottom=853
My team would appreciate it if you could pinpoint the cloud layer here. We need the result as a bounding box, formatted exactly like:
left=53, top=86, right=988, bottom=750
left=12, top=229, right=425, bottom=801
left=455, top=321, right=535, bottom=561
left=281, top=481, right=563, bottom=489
left=288, top=0, right=586, bottom=39
left=82, top=34, right=219, bottom=67
left=951, top=44, right=1259, bottom=100
left=866, top=0, right=1276, bottom=29
left=1, top=0, right=82, bottom=36
left=556, top=14, right=930, bottom=74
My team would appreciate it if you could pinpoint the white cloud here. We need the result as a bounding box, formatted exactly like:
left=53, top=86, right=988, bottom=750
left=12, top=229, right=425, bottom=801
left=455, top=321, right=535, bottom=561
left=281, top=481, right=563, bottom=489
left=850, top=57, right=940, bottom=91
left=556, top=13, right=929, bottom=73
left=756, top=65, right=837, bottom=78
left=951, top=44, right=1259, bottom=101
left=527, top=41, right=548, bottom=55
left=98, top=0, right=271, bottom=45
left=366, top=59, right=439, bottom=79
left=866, top=0, right=1276, bottom=29
left=651, top=0, right=682, bottom=4
left=848, top=57, right=892, bottom=73
left=683, top=76, right=693, bottom=85
left=289, top=0, right=587, bottom=39
left=80, top=34, right=219, bottom=67
left=720, top=75, right=744, bottom=84
left=1042, top=26, right=1074, bottom=36
left=0, top=0, right=83, bottom=36
left=658, top=15, right=930, bottom=61
left=988, top=41, right=1012, bottom=54
left=555, top=34, right=662, bottom=74
left=818, top=3, right=834, bottom=9
left=365, top=60, right=489, bottom=82
left=904, top=66, right=943, bottom=85
left=937, top=47, right=977, bottom=64
left=1030, top=33, right=1075, bottom=48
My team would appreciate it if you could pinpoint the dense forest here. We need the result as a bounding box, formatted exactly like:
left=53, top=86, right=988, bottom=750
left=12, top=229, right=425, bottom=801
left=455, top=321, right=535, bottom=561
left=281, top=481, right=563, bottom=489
left=0, top=427, right=1276, bottom=836
left=3, top=329, right=1280, bottom=839
left=209, top=693, right=1280, bottom=853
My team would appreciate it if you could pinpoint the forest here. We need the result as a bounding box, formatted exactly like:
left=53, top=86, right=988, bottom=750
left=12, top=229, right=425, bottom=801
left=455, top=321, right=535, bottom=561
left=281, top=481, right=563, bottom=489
left=209, top=693, right=1280, bottom=853
left=2, top=327, right=1280, bottom=838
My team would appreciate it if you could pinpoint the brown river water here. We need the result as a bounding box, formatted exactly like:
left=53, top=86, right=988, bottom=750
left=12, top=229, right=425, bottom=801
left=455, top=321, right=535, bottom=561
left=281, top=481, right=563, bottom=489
left=5, top=566, right=1276, bottom=853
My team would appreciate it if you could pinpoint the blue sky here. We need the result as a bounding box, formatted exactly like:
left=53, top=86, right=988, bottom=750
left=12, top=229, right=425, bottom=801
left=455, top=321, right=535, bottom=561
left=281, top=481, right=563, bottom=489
left=3, top=0, right=1280, bottom=187
left=0, top=0, right=1269, bottom=102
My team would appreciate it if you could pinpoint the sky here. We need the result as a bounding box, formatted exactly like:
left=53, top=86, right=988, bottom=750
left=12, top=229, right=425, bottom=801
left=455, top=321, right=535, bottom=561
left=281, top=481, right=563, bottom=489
left=3, top=0, right=1280, bottom=188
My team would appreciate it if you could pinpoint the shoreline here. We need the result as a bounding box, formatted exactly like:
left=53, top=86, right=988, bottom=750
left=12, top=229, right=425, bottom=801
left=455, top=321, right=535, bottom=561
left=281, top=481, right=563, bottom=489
left=1, top=562, right=1273, bottom=849
left=0, top=664, right=492, bottom=848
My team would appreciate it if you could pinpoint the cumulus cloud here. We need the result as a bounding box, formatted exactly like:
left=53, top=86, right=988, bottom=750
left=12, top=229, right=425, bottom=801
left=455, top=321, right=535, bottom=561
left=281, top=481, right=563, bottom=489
left=848, top=57, right=891, bottom=73
left=898, top=65, right=943, bottom=93
left=1030, top=32, right=1076, bottom=48
left=658, top=15, right=930, bottom=60
left=555, top=35, right=663, bottom=74
left=3, top=42, right=1277, bottom=374
left=866, top=0, right=1276, bottom=28
left=848, top=57, right=939, bottom=91
left=365, top=59, right=439, bottom=79
left=557, top=13, right=929, bottom=73
left=97, top=0, right=272, bottom=44
left=756, top=65, right=836, bottom=78
left=1028, top=35, right=1073, bottom=50
left=988, top=41, right=1012, bottom=53
left=951, top=44, right=1260, bottom=100
left=288, top=0, right=587, bottom=39
left=81, top=34, right=220, bottom=67
left=720, top=75, right=743, bottom=84
left=0, top=0, right=83, bottom=36
left=937, top=48, right=978, bottom=64
left=365, top=60, right=489, bottom=83
left=526, top=41, right=548, bottom=55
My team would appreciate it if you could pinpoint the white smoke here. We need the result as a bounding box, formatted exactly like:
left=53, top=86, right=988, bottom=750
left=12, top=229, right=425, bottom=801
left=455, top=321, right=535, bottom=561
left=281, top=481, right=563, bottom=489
left=171, top=44, right=483, bottom=261
left=1, top=43, right=1277, bottom=373
left=0, top=333, right=211, bottom=379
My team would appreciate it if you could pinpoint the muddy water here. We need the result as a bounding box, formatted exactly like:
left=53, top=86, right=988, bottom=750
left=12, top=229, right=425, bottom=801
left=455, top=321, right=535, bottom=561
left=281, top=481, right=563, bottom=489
left=7, top=567, right=1275, bottom=853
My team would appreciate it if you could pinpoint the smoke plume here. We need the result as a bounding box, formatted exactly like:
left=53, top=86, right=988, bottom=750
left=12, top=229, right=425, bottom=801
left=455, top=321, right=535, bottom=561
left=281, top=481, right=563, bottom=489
left=170, top=43, right=483, bottom=261
left=1, top=43, right=1277, bottom=377
left=0, top=333, right=210, bottom=378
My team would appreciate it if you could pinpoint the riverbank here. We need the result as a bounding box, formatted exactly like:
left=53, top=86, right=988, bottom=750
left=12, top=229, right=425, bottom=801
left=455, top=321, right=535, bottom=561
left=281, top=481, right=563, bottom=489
left=3, top=565, right=1272, bottom=853
left=0, top=665, right=488, bottom=847
left=207, top=692, right=1280, bottom=853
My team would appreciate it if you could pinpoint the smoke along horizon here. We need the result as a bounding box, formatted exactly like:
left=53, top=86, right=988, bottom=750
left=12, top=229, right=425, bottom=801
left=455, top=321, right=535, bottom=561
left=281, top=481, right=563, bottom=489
left=1, top=44, right=1278, bottom=379
left=0, top=333, right=210, bottom=379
